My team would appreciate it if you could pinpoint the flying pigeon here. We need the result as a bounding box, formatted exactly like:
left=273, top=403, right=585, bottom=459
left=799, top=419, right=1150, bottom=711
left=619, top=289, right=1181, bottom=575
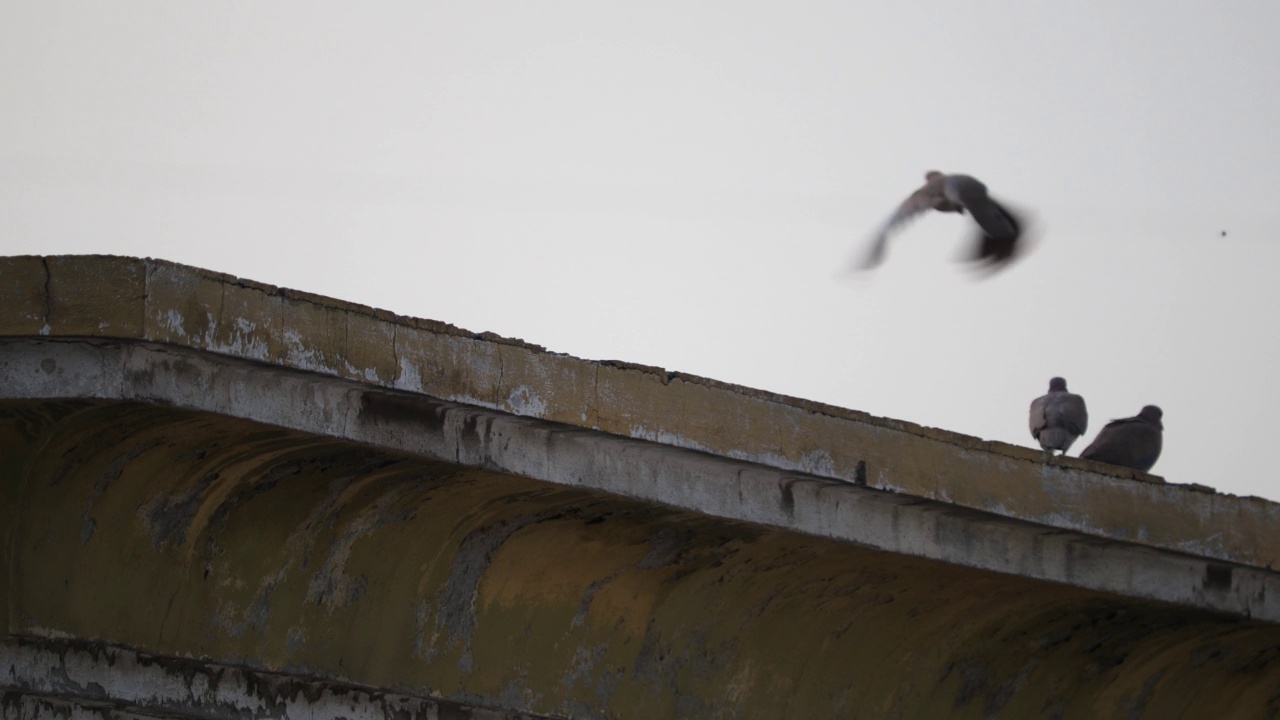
left=859, top=171, right=1024, bottom=270
left=1079, top=405, right=1163, bottom=472
left=1029, top=377, right=1088, bottom=457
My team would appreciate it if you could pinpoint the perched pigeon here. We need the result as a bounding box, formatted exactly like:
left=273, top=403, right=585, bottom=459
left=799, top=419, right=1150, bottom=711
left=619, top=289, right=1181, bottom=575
left=1029, top=377, right=1088, bottom=456
left=1079, top=405, right=1163, bottom=472
left=859, top=171, right=1024, bottom=271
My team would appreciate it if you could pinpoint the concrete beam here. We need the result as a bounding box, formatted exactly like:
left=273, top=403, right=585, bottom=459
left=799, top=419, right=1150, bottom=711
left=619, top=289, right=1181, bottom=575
left=4, top=255, right=1280, bottom=718
left=1, top=255, right=1276, bottom=572
left=5, top=394, right=1280, bottom=719
left=1, top=337, right=1276, bottom=623
left=1, top=636, right=550, bottom=720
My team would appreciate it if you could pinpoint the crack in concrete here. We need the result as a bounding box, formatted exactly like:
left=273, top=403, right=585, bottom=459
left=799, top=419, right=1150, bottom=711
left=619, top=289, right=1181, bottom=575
left=39, top=257, right=51, bottom=334
left=496, top=345, right=507, bottom=410
left=156, top=588, right=180, bottom=645
left=390, top=322, right=399, bottom=386
left=590, top=364, right=600, bottom=428
left=341, top=388, right=354, bottom=439
left=342, top=309, right=351, bottom=375
left=215, top=280, right=226, bottom=348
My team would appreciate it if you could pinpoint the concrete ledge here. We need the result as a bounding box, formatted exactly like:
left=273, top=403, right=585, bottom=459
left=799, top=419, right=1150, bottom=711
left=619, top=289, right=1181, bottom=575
left=2, top=337, right=1277, bottom=623
left=6, top=395, right=1280, bottom=718
left=8, top=257, right=1280, bottom=718
left=1, top=255, right=1277, bottom=573
left=0, top=636, right=552, bottom=720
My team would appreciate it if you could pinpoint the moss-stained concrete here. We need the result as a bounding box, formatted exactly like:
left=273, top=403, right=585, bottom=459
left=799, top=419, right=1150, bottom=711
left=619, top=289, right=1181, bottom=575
left=3, top=255, right=1280, bottom=717
left=6, top=337, right=1271, bottom=622
left=3, top=400, right=1280, bottom=719
left=2, top=635, right=558, bottom=719
left=0, top=255, right=1277, bottom=573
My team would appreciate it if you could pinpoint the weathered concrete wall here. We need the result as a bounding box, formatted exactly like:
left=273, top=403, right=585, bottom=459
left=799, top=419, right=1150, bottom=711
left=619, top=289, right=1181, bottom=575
left=3, top=400, right=1280, bottom=719
left=2, top=636, right=552, bottom=720
left=3, top=255, right=1280, bottom=719
left=2, top=338, right=1275, bottom=623
left=0, top=255, right=1276, bottom=572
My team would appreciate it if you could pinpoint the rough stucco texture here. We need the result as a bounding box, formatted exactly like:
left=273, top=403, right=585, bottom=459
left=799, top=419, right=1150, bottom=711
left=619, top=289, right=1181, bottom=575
left=4, top=400, right=1280, bottom=720
left=1, top=254, right=1278, bottom=574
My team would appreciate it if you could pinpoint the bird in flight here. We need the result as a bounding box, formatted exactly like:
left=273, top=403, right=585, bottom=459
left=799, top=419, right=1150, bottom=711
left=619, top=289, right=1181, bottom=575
left=858, top=171, right=1024, bottom=271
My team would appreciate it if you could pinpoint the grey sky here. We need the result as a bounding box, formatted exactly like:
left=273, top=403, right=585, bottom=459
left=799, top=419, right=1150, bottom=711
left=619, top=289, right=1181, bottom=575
left=4, top=2, right=1279, bottom=499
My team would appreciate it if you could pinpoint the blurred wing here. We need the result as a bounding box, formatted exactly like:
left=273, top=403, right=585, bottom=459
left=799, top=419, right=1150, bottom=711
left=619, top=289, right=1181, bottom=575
left=858, top=185, right=942, bottom=269
left=966, top=198, right=1024, bottom=270
left=950, top=179, right=1018, bottom=239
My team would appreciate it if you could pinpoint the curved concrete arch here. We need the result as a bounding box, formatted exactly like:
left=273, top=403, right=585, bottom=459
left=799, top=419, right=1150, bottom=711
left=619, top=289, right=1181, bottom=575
left=3, top=256, right=1280, bottom=719
left=4, top=399, right=1280, bottom=718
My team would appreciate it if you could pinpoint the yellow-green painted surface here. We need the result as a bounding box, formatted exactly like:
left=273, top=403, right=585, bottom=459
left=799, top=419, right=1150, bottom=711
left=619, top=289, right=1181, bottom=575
left=3, top=400, right=1279, bottom=719
left=1, top=255, right=1277, bottom=572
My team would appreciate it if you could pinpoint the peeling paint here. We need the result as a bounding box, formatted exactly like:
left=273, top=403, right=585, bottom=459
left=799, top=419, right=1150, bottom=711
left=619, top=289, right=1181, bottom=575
left=282, top=327, right=325, bottom=372
left=629, top=425, right=845, bottom=486
left=1, top=636, right=560, bottom=719
left=396, top=353, right=424, bottom=393
left=505, top=385, right=547, bottom=418
left=163, top=309, right=186, bottom=338
left=223, top=316, right=268, bottom=359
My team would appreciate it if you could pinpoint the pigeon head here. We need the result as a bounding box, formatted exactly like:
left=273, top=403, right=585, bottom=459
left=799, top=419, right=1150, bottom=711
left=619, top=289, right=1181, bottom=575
left=1048, top=377, right=1068, bottom=392
left=1138, top=405, right=1163, bottom=428
left=924, top=170, right=945, bottom=182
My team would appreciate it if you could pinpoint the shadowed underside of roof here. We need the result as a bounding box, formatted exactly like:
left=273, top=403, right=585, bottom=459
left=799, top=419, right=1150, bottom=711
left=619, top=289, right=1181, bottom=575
left=3, top=255, right=1280, bottom=719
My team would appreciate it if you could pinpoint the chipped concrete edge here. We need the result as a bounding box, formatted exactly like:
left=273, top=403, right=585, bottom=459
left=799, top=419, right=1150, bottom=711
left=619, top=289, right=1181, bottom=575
left=1, top=254, right=1090, bottom=461
left=0, top=635, right=559, bottom=720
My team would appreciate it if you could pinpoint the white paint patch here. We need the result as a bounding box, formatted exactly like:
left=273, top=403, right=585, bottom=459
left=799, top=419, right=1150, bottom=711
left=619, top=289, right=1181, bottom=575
left=202, top=311, right=217, bottom=345
left=2, top=638, right=465, bottom=719
left=801, top=449, right=837, bottom=477
left=627, top=425, right=848, bottom=482
left=282, top=328, right=325, bottom=372
left=449, top=393, right=503, bottom=412
left=338, top=359, right=385, bottom=384
left=506, top=385, right=547, bottom=418
left=162, top=309, right=186, bottom=338
left=217, top=317, right=269, bottom=360
left=395, top=355, right=423, bottom=392
left=20, top=626, right=79, bottom=641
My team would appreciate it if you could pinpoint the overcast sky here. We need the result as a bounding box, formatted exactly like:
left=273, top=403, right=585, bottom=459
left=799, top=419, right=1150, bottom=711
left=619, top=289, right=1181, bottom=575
left=4, top=2, right=1279, bottom=501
